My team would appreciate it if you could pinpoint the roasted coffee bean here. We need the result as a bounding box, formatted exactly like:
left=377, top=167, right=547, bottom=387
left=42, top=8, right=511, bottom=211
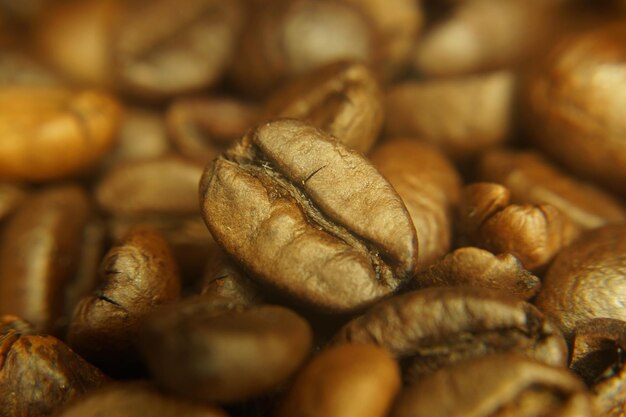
left=0, top=316, right=107, bottom=417
left=384, top=71, right=514, bottom=160
left=477, top=149, right=626, bottom=230
left=392, top=354, right=597, bottom=417
left=264, top=61, right=384, bottom=154
left=332, top=287, right=567, bottom=381
left=570, top=319, right=626, bottom=417
left=167, top=96, right=259, bottom=164
left=56, top=381, right=227, bottom=417
left=413, top=247, right=540, bottom=300
left=200, top=119, right=418, bottom=313
left=535, top=224, right=626, bottom=341
left=370, top=138, right=461, bottom=270
left=524, top=23, right=626, bottom=196
left=67, top=226, right=180, bottom=375
left=275, top=344, right=400, bottom=417
left=230, top=0, right=376, bottom=97
left=414, top=0, right=560, bottom=76
left=97, top=156, right=204, bottom=217
left=0, top=185, right=91, bottom=333
left=457, top=182, right=579, bottom=271
left=0, top=86, right=121, bottom=181
left=138, top=298, right=312, bottom=403
left=39, top=0, right=244, bottom=99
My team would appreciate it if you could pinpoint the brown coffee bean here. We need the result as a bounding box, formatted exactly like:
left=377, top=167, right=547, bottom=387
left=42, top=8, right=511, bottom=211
left=0, top=183, right=26, bottom=223
left=0, top=86, right=121, bottom=181
left=275, top=344, right=401, bottom=417
left=370, top=138, right=461, bottom=270
left=332, top=287, right=567, bottom=380
left=138, top=298, right=312, bottom=403
left=571, top=319, right=626, bottom=417
left=524, top=23, right=626, bottom=196
left=414, top=0, right=560, bottom=76
left=391, top=354, right=596, bottom=417
left=413, top=247, right=540, bottom=300
left=167, top=96, right=259, bottom=164
left=39, top=0, right=244, bottom=99
left=67, top=226, right=180, bottom=375
left=230, top=0, right=376, bottom=97
left=97, top=156, right=204, bottom=217
left=535, top=224, right=626, bottom=341
left=56, top=381, right=227, bottom=417
left=200, top=119, right=418, bottom=313
left=0, top=319, right=107, bottom=417
left=457, top=182, right=580, bottom=272
left=0, top=185, right=90, bottom=333
left=384, top=71, right=514, bottom=160
left=477, top=149, right=626, bottom=230
left=264, top=61, right=384, bottom=154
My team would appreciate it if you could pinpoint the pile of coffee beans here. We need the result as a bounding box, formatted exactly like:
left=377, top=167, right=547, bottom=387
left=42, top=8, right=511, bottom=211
left=1, top=1, right=626, bottom=416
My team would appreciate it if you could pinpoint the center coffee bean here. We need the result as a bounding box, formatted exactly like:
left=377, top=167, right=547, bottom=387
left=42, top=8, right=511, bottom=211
left=199, top=119, right=418, bottom=313
left=332, top=286, right=567, bottom=381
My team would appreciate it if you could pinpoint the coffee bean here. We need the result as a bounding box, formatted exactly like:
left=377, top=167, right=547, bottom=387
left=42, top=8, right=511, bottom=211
left=230, top=0, right=375, bottom=97
left=332, top=287, right=567, bottom=380
left=535, top=224, right=626, bottom=341
left=56, top=381, right=226, bottom=417
left=370, top=138, right=461, bottom=270
left=0, top=315, right=107, bottom=417
left=200, top=119, right=418, bottom=312
left=384, top=71, right=514, bottom=160
left=264, top=61, right=384, bottom=154
left=97, top=156, right=204, bottom=217
left=0, top=186, right=91, bottom=333
left=39, top=0, right=244, bottom=99
left=414, top=0, right=560, bottom=76
left=67, top=226, right=180, bottom=375
left=138, top=298, right=312, bottom=403
left=477, top=149, right=626, bottom=230
left=391, top=354, right=596, bottom=417
left=456, top=182, right=579, bottom=271
left=524, top=23, right=626, bottom=196
left=0, top=86, right=121, bottom=181
left=413, top=247, right=540, bottom=300
left=275, top=344, right=400, bottom=417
